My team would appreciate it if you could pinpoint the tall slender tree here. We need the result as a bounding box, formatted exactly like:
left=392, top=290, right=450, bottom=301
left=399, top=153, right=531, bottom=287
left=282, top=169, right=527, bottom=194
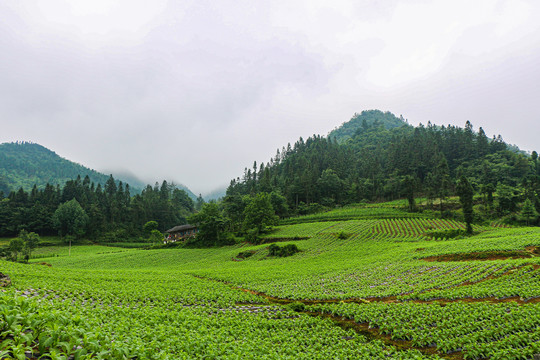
left=457, top=176, right=474, bottom=234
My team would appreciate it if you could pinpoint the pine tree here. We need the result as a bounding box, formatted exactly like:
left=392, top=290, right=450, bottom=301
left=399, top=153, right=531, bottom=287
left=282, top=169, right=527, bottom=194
left=402, top=175, right=417, bottom=212
left=434, top=156, right=451, bottom=216
left=456, top=176, right=474, bottom=234
left=195, top=194, right=205, bottom=211
left=532, top=151, right=538, bottom=175
left=521, top=198, right=537, bottom=226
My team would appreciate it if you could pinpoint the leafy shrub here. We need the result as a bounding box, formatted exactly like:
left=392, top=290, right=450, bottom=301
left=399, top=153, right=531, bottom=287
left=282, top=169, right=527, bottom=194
left=99, top=229, right=130, bottom=243
left=149, top=230, right=164, bottom=244
left=268, top=244, right=280, bottom=256
left=441, top=210, right=455, bottom=219
left=320, top=197, right=336, bottom=207
left=236, top=250, right=256, bottom=259
left=268, top=243, right=299, bottom=257
left=296, top=202, right=327, bottom=215
left=288, top=302, right=305, bottom=312
left=219, top=232, right=238, bottom=246
left=244, top=228, right=260, bottom=243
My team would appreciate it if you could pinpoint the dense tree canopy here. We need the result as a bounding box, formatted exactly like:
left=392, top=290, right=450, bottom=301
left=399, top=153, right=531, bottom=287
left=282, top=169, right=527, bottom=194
left=0, top=175, right=195, bottom=240
left=1, top=112, right=538, bottom=248
left=188, top=202, right=233, bottom=247
left=243, top=192, right=278, bottom=234
left=226, top=113, right=539, bottom=227
left=53, top=199, right=89, bottom=238
left=456, top=176, right=474, bottom=233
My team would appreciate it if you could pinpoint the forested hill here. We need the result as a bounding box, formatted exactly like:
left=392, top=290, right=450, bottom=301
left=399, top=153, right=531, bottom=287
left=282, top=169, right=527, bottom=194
left=226, top=111, right=539, bottom=218
left=0, top=142, right=196, bottom=199
left=328, top=109, right=409, bottom=143
left=0, top=142, right=120, bottom=194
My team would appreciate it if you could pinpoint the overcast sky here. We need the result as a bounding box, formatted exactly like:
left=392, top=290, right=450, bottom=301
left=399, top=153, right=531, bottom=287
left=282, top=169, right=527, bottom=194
left=1, top=0, right=539, bottom=194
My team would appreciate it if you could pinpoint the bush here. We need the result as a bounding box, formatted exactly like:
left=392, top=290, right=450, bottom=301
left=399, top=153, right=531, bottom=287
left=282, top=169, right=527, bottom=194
left=267, top=243, right=300, bottom=257
left=441, top=210, right=455, bottom=219
left=297, top=202, right=327, bottom=216
left=320, top=197, right=336, bottom=207
left=99, top=229, right=130, bottom=243
left=268, top=243, right=281, bottom=256
left=281, top=244, right=299, bottom=257
left=149, top=230, right=164, bottom=244
left=219, top=232, right=237, bottom=246
left=236, top=250, right=256, bottom=259
left=143, top=221, right=158, bottom=237
left=288, top=302, right=305, bottom=312
left=244, top=228, right=260, bottom=244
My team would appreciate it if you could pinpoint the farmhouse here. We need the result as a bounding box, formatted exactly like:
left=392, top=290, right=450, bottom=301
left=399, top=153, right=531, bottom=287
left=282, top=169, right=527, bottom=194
left=165, top=224, right=198, bottom=242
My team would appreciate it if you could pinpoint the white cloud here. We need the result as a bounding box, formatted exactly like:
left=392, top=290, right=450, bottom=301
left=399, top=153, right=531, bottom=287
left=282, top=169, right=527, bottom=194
left=1, top=0, right=539, bottom=192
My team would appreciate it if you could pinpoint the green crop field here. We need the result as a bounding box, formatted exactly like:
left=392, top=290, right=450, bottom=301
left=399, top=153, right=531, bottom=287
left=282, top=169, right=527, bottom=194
left=278, top=203, right=431, bottom=225
left=2, top=203, right=540, bottom=359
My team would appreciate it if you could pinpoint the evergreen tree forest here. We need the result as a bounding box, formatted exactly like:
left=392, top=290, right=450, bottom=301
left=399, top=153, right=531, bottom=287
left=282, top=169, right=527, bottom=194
left=0, top=142, right=199, bottom=201
left=225, top=112, right=540, bottom=227
left=0, top=175, right=194, bottom=240
left=0, top=142, right=145, bottom=193
left=1, top=111, right=538, bottom=247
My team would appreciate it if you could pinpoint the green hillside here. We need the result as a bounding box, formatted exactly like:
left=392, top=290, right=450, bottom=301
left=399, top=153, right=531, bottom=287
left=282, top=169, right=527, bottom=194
left=2, top=201, right=540, bottom=359
left=0, top=142, right=197, bottom=199
left=1, top=112, right=539, bottom=359
left=0, top=142, right=140, bottom=193
left=328, top=109, right=409, bottom=142
left=227, top=114, right=538, bottom=227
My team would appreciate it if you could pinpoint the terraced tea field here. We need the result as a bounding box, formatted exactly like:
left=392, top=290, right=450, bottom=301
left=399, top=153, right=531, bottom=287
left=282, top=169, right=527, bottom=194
left=2, top=204, right=540, bottom=359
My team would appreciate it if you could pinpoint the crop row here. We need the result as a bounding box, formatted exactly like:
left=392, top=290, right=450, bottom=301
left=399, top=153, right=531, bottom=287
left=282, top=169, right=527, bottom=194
left=401, top=265, right=540, bottom=302
left=0, top=263, right=439, bottom=359
left=279, top=205, right=426, bottom=225
left=371, top=218, right=487, bottom=240
left=306, top=301, right=540, bottom=359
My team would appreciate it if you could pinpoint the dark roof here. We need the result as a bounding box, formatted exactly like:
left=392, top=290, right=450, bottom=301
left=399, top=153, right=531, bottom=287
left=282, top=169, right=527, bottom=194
left=165, top=224, right=197, bottom=233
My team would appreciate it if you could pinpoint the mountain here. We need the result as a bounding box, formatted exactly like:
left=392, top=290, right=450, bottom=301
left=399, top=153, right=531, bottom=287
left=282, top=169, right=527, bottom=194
left=204, top=187, right=227, bottom=201
left=227, top=110, right=538, bottom=215
left=168, top=181, right=198, bottom=201
left=0, top=142, right=198, bottom=197
left=106, top=170, right=198, bottom=201
left=0, top=142, right=116, bottom=193
left=328, top=109, right=409, bottom=143
left=101, top=169, right=147, bottom=191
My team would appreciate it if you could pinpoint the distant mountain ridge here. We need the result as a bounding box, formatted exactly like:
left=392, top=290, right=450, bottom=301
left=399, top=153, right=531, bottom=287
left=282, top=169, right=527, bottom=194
left=0, top=142, right=196, bottom=199
left=203, top=187, right=227, bottom=201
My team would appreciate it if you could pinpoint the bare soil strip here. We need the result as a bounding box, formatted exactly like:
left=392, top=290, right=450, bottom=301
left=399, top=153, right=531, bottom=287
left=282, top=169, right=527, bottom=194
left=195, top=274, right=540, bottom=359
left=194, top=269, right=540, bottom=307
left=303, top=311, right=464, bottom=360
left=420, top=247, right=539, bottom=262
left=259, top=237, right=310, bottom=244
left=194, top=276, right=467, bottom=359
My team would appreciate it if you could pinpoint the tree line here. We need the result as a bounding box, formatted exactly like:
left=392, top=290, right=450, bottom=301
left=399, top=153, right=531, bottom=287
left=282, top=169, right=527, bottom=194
left=0, top=175, right=195, bottom=241
left=214, top=118, right=539, bottom=238
left=1, top=114, right=538, bottom=249
left=187, top=118, right=538, bottom=247
left=227, top=120, right=536, bottom=208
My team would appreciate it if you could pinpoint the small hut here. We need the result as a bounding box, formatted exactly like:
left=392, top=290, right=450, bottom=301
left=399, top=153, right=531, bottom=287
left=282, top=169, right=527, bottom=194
left=165, top=224, right=198, bottom=242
